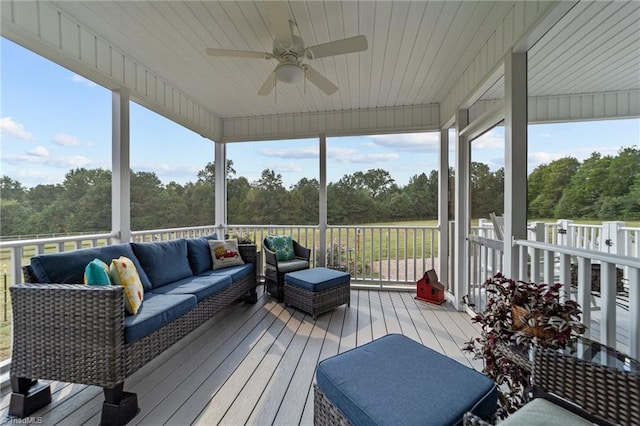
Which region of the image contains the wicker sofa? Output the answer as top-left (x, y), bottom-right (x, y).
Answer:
top-left (9, 236), bottom-right (257, 425)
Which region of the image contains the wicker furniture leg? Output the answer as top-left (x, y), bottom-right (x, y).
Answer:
top-left (101, 382), bottom-right (139, 426)
top-left (8, 377), bottom-right (51, 418)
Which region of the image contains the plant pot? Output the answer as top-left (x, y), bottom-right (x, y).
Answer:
top-left (511, 305), bottom-right (554, 340)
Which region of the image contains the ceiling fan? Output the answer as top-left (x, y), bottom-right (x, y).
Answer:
top-left (205, 1), bottom-right (367, 96)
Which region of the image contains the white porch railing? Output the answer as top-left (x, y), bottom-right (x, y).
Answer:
top-left (224, 224), bottom-right (440, 288)
top-left (467, 223), bottom-right (640, 360)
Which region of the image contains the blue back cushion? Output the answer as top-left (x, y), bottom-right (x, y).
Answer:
top-left (29, 243), bottom-right (152, 290)
top-left (131, 239), bottom-right (193, 288)
top-left (186, 237), bottom-right (213, 274)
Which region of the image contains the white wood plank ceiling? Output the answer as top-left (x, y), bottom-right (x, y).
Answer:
top-left (5, 1), bottom-right (639, 128)
top-left (49, 0), bottom-right (514, 118)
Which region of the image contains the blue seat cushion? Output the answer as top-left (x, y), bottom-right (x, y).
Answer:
top-left (208, 264), bottom-right (254, 281)
top-left (29, 243), bottom-right (152, 290)
top-left (124, 293), bottom-right (197, 343)
top-left (131, 239), bottom-right (193, 288)
top-left (316, 334), bottom-right (497, 426)
top-left (285, 267), bottom-right (349, 292)
top-left (186, 235), bottom-right (218, 275)
top-left (151, 274), bottom-right (233, 302)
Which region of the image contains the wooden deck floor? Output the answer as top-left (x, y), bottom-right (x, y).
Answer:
top-left (0, 288), bottom-right (481, 426)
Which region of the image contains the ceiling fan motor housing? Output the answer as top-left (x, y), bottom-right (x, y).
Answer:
top-left (273, 35), bottom-right (305, 59)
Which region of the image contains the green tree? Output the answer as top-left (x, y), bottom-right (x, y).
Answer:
top-left (0, 176), bottom-right (26, 201)
top-left (528, 157), bottom-right (580, 218)
top-left (197, 160), bottom-right (236, 185)
top-left (556, 153), bottom-right (611, 218)
top-left (289, 178), bottom-right (319, 224)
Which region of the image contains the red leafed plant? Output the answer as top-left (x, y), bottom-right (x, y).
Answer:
top-left (463, 273), bottom-right (586, 419)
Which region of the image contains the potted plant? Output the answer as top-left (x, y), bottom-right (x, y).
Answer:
top-left (228, 233), bottom-right (254, 245)
top-left (463, 273), bottom-right (586, 419)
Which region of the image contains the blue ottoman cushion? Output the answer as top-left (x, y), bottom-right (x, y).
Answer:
top-left (316, 334), bottom-right (497, 426)
top-left (285, 267), bottom-right (350, 292)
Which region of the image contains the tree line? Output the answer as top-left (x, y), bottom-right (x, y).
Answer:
top-left (1, 147), bottom-right (638, 237)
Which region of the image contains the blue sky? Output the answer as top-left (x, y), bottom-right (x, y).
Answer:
top-left (2, 38), bottom-right (639, 189)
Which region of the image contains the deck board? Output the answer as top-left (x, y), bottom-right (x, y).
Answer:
top-left (0, 289), bottom-right (479, 426)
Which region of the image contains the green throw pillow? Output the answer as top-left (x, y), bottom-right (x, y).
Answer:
top-left (266, 235), bottom-right (295, 261)
top-left (83, 258), bottom-right (113, 286)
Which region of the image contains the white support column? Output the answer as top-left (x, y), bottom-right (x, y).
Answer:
top-left (454, 109), bottom-right (469, 309)
top-left (319, 134), bottom-right (327, 267)
top-left (503, 51), bottom-right (528, 278)
top-left (214, 142), bottom-right (227, 238)
top-left (112, 88), bottom-right (131, 243)
top-left (438, 128), bottom-right (449, 289)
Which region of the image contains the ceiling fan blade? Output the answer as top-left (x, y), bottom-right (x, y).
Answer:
top-left (305, 66), bottom-right (338, 95)
top-left (264, 1), bottom-right (293, 46)
top-left (206, 48), bottom-right (273, 59)
top-left (258, 72), bottom-right (277, 96)
top-left (305, 35), bottom-right (368, 59)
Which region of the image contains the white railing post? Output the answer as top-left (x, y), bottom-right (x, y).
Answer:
top-left (629, 267), bottom-right (639, 359)
top-left (600, 262), bottom-right (617, 348)
top-left (529, 222), bottom-right (545, 283)
top-left (577, 257), bottom-right (592, 340)
top-left (557, 219), bottom-right (574, 247)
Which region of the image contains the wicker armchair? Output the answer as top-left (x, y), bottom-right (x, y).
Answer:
top-left (263, 237), bottom-right (310, 302)
top-left (464, 344), bottom-right (640, 426)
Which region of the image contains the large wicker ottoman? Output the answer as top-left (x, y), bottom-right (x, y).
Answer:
top-left (314, 334), bottom-right (497, 426)
top-left (284, 267), bottom-right (350, 320)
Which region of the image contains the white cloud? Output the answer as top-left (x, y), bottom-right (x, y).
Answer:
top-left (2, 153), bottom-right (92, 168)
top-left (472, 131), bottom-right (504, 149)
top-left (271, 162), bottom-right (303, 173)
top-left (27, 145), bottom-right (49, 157)
top-left (327, 147), bottom-right (358, 159)
top-left (344, 153), bottom-right (400, 164)
top-left (528, 151), bottom-right (564, 167)
top-left (0, 117), bottom-right (34, 141)
top-left (367, 132), bottom-right (440, 152)
top-left (52, 133), bottom-right (80, 146)
top-left (259, 146), bottom-right (318, 159)
top-left (71, 74), bottom-right (98, 87)
top-left (259, 144), bottom-right (399, 165)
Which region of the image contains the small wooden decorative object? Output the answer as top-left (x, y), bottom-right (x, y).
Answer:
top-left (416, 269), bottom-right (445, 305)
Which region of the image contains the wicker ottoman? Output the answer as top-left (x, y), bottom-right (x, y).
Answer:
top-left (284, 267), bottom-right (350, 320)
top-left (315, 334), bottom-right (497, 425)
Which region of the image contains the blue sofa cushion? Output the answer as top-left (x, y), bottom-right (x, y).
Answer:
top-left (131, 239), bottom-right (193, 288)
top-left (29, 243), bottom-right (152, 290)
top-left (186, 237), bottom-right (212, 274)
top-left (124, 293), bottom-right (197, 343)
top-left (316, 334), bottom-right (497, 426)
top-left (151, 274), bottom-right (233, 302)
top-left (285, 267), bottom-right (349, 292)
top-left (209, 264), bottom-right (254, 281)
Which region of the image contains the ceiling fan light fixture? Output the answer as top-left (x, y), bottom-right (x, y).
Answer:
top-left (275, 63), bottom-right (303, 84)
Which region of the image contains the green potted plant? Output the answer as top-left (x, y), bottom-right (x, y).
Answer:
top-left (463, 273), bottom-right (587, 419)
top-left (228, 233), bottom-right (254, 245)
